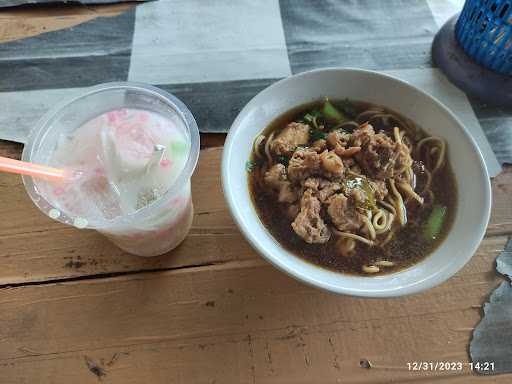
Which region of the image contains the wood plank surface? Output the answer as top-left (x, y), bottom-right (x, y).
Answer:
top-left (1, 137), bottom-right (511, 382)
top-left (0, 3), bottom-right (136, 44)
top-left (0, 146), bottom-right (256, 285)
top-left (0, 142), bottom-right (511, 285)
top-left (0, 236), bottom-right (510, 383)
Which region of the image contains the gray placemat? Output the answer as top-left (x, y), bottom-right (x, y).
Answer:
top-left (0, 0), bottom-right (505, 177)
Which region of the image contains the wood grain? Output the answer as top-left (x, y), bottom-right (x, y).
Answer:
top-left (0, 236), bottom-right (510, 383)
top-left (1, 141), bottom-right (512, 285)
top-left (200, 133), bottom-right (226, 149)
top-left (0, 138), bottom-right (510, 382)
top-left (0, 147), bottom-right (254, 285)
top-left (0, 3), bottom-right (136, 44)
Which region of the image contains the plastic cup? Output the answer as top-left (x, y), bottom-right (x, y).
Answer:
top-left (22, 82), bottom-right (200, 257)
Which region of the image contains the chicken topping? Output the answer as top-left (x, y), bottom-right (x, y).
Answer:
top-left (292, 189), bottom-right (331, 244)
top-left (271, 122), bottom-right (310, 156)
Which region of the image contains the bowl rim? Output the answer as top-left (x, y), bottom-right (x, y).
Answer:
top-left (221, 67), bottom-right (492, 297)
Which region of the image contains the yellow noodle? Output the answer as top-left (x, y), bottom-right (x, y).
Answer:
top-left (374, 210), bottom-right (394, 235)
top-left (416, 136), bottom-right (446, 174)
top-left (264, 131), bottom-right (275, 166)
top-left (372, 210), bottom-right (387, 231)
top-left (379, 200), bottom-right (396, 216)
top-left (337, 237), bottom-right (356, 256)
top-left (393, 127), bottom-right (402, 144)
top-left (332, 229), bottom-right (374, 246)
top-left (395, 164), bottom-right (409, 175)
top-left (387, 213), bottom-right (395, 229)
top-left (362, 265), bottom-right (380, 273)
top-left (361, 216), bottom-right (376, 240)
top-left (346, 238), bottom-right (356, 253)
top-left (389, 179), bottom-right (407, 226)
top-left (369, 113), bottom-right (392, 126)
top-left (253, 135), bottom-right (265, 159)
top-left (348, 169), bottom-right (364, 178)
top-left (398, 182), bottom-right (424, 205)
top-left (420, 167), bottom-right (432, 193)
top-left (375, 260), bottom-right (395, 267)
top-left (400, 131), bottom-right (413, 152)
top-left (356, 109), bottom-right (385, 122)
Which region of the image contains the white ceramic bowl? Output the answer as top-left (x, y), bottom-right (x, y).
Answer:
top-left (222, 68), bottom-right (491, 297)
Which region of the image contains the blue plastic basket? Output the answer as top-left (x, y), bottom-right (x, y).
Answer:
top-left (455, 0), bottom-right (512, 75)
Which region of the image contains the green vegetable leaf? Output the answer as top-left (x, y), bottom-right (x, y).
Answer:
top-left (303, 113), bottom-right (314, 124)
top-left (422, 205), bottom-right (447, 241)
top-left (278, 155), bottom-right (290, 166)
top-left (322, 99), bottom-right (346, 123)
top-left (309, 108), bottom-right (322, 118)
top-left (309, 129), bottom-right (326, 141)
top-left (245, 160), bottom-right (256, 173)
top-left (361, 178), bottom-right (376, 210)
top-left (343, 175), bottom-right (376, 210)
top-left (302, 108), bottom-right (323, 129)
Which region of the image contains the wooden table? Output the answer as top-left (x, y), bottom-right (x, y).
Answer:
top-left (1, 134), bottom-right (512, 383)
top-left (2, 3), bottom-right (512, 383)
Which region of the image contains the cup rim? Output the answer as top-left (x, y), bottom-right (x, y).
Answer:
top-left (221, 67), bottom-right (492, 297)
top-left (22, 82), bottom-right (200, 229)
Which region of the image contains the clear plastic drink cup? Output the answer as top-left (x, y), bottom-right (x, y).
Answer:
top-left (22, 83), bottom-right (200, 257)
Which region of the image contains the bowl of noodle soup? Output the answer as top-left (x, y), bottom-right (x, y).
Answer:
top-left (222, 68), bottom-right (491, 297)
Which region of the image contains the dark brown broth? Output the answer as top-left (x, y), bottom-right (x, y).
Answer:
top-left (248, 99), bottom-right (457, 276)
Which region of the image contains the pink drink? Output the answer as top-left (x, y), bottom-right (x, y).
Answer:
top-left (23, 84), bottom-right (200, 257)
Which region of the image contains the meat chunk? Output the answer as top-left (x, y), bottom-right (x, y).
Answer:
top-left (345, 187), bottom-right (367, 206)
top-left (319, 150), bottom-right (344, 177)
top-left (368, 179), bottom-right (388, 200)
top-left (303, 177), bottom-right (342, 203)
top-left (327, 194), bottom-right (365, 231)
top-left (350, 123), bottom-right (375, 147)
top-left (356, 132), bottom-right (412, 179)
top-left (264, 164), bottom-right (298, 203)
top-left (395, 143), bottom-right (413, 174)
top-left (350, 123), bottom-right (413, 180)
top-left (327, 130), bottom-right (350, 149)
top-left (271, 122), bottom-right (310, 156)
top-left (278, 184), bottom-right (298, 204)
top-left (335, 146), bottom-right (361, 158)
top-left (303, 177), bottom-right (320, 190)
top-left (311, 139), bottom-right (327, 153)
top-left (264, 163), bottom-right (286, 188)
top-left (319, 181), bottom-right (342, 203)
top-left (291, 189), bottom-right (330, 244)
top-left (287, 148), bottom-right (320, 182)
